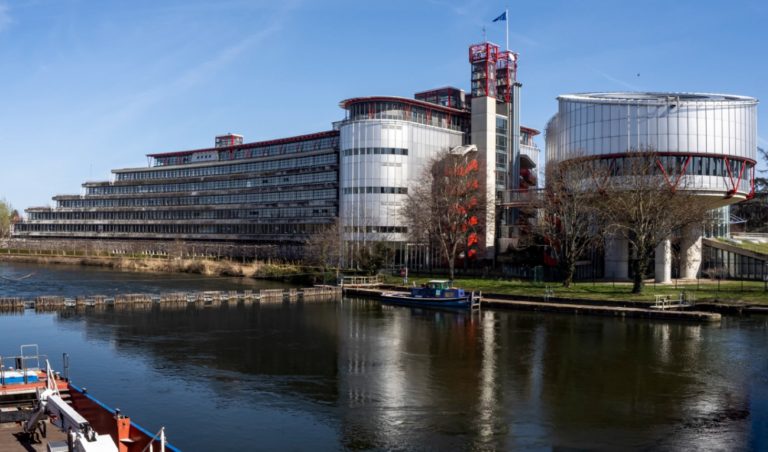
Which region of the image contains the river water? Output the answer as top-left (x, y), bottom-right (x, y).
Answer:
top-left (0, 262), bottom-right (766, 451)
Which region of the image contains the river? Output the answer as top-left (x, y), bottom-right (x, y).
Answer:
top-left (0, 262), bottom-right (766, 451)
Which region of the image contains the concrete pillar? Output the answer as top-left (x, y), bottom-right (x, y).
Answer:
top-left (604, 234), bottom-right (629, 280)
top-left (471, 95), bottom-right (497, 259)
top-left (680, 224), bottom-right (703, 279)
top-left (655, 238), bottom-right (672, 283)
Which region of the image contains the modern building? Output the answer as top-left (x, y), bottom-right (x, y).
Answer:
top-left (13, 41), bottom-right (541, 267)
top-left (545, 92), bottom-right (758, 281)
top-left (15, 132), bottom-right (340, 243)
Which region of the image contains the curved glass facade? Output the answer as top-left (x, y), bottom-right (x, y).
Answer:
top-left (547, 93), bottom-right (757, 163)
top-left (546, 92), bottom-right (758, 200)
top-left (339, 99), bottom-right (466, 249)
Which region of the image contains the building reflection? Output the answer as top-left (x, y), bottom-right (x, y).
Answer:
top-left (54, 298), bottom-right (759, 450)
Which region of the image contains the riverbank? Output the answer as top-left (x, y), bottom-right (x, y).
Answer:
top-left (0, 253), bottom-right (325, 283)
top-left (382, 275), bottom-right (768, 306)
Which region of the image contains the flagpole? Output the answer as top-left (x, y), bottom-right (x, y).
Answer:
top-left (505, 7), bottom-right (509, 51)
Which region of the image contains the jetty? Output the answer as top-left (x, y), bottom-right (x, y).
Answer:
top-left (0, 286), bottom-right (341, 312)
top-left (342, 285), bottom-right (723, 322)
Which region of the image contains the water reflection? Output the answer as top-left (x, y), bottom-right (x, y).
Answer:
top-left (5, 292), bottom-right (766, 450)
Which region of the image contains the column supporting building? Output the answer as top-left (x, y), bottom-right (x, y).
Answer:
top-left (655, 238), bottom-right (672, 284)
top-left (680, 224), bottom-right (703, 279)
top-left (604, 234), bottom-right (628, 280)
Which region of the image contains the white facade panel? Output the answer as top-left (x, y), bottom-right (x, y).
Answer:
top-left (340, 119), bottom-right (464, 244)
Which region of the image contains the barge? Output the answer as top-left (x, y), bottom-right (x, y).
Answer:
top-left (0, 345), bottom-right (179, 451)
top-left (381, 280), bottom-right (480, 310)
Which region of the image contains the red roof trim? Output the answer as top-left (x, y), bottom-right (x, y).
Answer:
top-left (147, 130), bottom-right (339, 159)
top-left (521, 126), bottom-right (540, 136)
top-left (339, 96), bottom-right (468, 115)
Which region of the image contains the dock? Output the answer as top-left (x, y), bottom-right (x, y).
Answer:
top-left (0, 286), bottom-right (342, 312)
top-left (342, 286), bottom-right (722, 322)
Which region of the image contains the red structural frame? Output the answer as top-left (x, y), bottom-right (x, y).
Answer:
top-left (496, 50), bottom-right (518, 103)
top-left (468, 42), bottom-right (499, 98)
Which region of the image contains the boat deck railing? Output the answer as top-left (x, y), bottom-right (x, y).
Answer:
top-left (0, 345), bottom-right (49, 387)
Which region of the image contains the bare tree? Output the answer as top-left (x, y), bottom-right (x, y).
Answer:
top-left (531, 160), bottom-right (604, 288)
top-left (305, 219), bottom-right (342, 275)
top-left (0, 199), bottom-right (12, 238)
top-left (401, 146), bottom-right (487, 280)
top-left (598, 152), bottom-right (711, 293)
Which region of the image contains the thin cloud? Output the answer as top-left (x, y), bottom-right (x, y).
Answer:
top-left (591, 68), bottom-right (641, 92)
top-left (0, 3), bottom-right (11, 32)
top-left (101, 21), bottom-right (284, 129)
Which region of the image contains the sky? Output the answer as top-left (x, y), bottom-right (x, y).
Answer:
top-left (0, 0), bottom-right (766, 211)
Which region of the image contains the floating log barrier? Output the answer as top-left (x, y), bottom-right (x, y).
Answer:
top-left (114, 294), bottom-right (153, 310)
top-left (35, 295), bottom-right (65, 311)
top-left (260, 289), bottom-right (284, 303)
top-left (0, 297), bottom-right (25, 312)
top-left (300, 286), bottom-right (342, 300)
top-left (0, 286), bottom-right (342, 314)
top-left (242, 290), bottom-right (254, 306)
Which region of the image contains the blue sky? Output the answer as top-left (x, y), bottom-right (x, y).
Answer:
top-left (0, 0), bottom-right (766, 210)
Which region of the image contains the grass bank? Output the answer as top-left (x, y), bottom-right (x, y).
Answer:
top-left (384, 275), bottom-right (768, 305)
top-left (0, 252), bottom-right (325, 283)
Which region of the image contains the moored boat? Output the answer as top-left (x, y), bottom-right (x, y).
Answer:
top-left (0, 345), bottom-right (179, 451)
top-left (381, 280), bottom-right (479, 309)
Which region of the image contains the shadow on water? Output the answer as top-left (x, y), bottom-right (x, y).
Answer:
top-left (0, 262), bottom-right (766, 451)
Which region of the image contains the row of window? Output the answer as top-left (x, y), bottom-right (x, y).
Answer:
top-left (342, 186), bottom-right (408, 195)
top-left (343, 226), bottom-right (408, 234)
top-left (702, 246), bottom-right (767, 281)
top-left (57, 189), bottom-right (337, 208)
top-left (87, 171), bottom-right (337, 196)
top-left (116, 154), bottom-right (337, 181)
top-left (28, 207), bottom-right (335, 222)
top-left (153, 136), bottom-right (339, 167)
top-left (15, 223), bottom-right (331, 236)
top-left (589, 155), bottom-right (755, 178)
top-left (345, 101), bottom-right (469, 132)
top-left (342, 147), bottom-right (409, 156)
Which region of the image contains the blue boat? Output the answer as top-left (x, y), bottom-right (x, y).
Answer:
top-left (381, 280), bottom-right (479, 309)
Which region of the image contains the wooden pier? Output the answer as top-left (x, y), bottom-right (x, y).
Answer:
top-left (342, 286), bottom-right (722, 322)
top-left (0, 287), bottom-right (342, 312)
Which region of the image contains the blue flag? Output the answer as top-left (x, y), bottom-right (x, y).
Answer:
top-left (492, 11), bottom-right (506, 22)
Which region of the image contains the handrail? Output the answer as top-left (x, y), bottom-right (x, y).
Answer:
top-left (141, 426), bottom-right (166, 452)
top-left (45, 360), bottom-right (61, 396)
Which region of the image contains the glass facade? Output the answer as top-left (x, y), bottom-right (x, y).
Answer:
top-left (15, 133), bottom-right (340, 243)
top-left (496, 115), bottom-right (508, 190)
top-left (702, 243), bottom-right (768, 281)
top-left (344, 100), bottom-right (469, 133)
